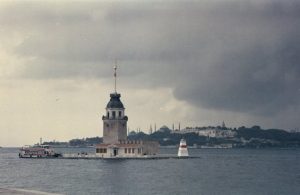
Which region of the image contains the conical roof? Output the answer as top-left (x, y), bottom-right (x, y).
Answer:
top-left (106, 93), bottom-right (124, 109)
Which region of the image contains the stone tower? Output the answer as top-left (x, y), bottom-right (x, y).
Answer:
top-left (102, 65), bottom-right (128, 144)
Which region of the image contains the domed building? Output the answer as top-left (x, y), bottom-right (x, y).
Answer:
top-left (96, 66), bottom-right (158, 158)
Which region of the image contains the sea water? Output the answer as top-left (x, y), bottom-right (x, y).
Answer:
top-left (0, 147), bottom-right (299, 195)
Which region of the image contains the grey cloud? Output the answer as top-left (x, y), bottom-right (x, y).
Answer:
top-left (173, 41), bottom-right (300, 114)
top-left (2, 1), bottom-right (300, 126)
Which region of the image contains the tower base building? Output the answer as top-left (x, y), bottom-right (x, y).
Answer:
top-left (96, 140), bottom-right (158, 158)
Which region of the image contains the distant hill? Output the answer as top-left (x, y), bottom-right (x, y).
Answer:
top-left (42, 126), bottom-right (300, 148)
top-left (236, 126), bottom-right (300, 147)
top-left (43, 137), bottom-right (102, 147)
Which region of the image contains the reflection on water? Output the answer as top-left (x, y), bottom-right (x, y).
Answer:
top-left (0, 148), bottom-right (299, 195)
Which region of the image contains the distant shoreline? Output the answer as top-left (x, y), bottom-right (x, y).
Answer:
top-left (1, 146), bottom-right (299, 150)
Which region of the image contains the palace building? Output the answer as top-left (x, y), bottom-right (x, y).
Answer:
top-left (95, 66), bottom-right (158, 158)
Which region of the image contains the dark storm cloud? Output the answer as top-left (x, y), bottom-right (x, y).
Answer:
top-left (2, 1), bottom-right (300, 119)
top-left (174, 41), bottom-right (300, 114)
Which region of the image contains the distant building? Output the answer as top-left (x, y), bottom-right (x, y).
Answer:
top-left (173, 127), bottom-right (236, 138)
top-left (197, 129), bottom-right (236, 138)
top-left (96, 66), bottom-right (158, 158)
top-left (158, 125), bottom-right (171, 133)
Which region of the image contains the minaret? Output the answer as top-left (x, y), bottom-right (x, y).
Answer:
top-left (222, 121), bottom-right (226, 129)
top-left (102, 65), bottom-right (128, 144)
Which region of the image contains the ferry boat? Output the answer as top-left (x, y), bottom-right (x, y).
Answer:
top-left (19, 145), bottom-right (61, 158)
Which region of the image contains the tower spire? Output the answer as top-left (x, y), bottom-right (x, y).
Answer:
top-left (114, 61), bottom-right (117, 93)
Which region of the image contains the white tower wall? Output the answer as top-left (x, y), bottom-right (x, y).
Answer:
top-left (178, 139), bottom-right (189, 157)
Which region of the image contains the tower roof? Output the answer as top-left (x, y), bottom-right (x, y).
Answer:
top-left (106, 93), bottom-right (124, 109)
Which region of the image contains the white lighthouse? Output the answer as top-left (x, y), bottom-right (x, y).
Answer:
top-left (178, 139), bottom-right (189, 157)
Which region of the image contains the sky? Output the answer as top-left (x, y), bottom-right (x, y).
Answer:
top-left (0, 0), bottom-right (300, 146)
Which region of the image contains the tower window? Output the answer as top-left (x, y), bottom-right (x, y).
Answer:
top-left (107, 112), bottom-right (110, 118)
top-left (112, 111), bottom-right (116, 118)
top-left (119, 111), bottom-right (122, 117)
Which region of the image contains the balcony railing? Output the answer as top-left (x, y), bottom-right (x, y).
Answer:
top-left (102, 115), bottom-right (128, 120)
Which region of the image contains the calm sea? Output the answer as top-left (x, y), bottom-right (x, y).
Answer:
top-left (0, 147), bottom-right (299, 195)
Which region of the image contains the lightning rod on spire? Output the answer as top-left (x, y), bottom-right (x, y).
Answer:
top-left (114, 61), bottom-right (117, 93)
